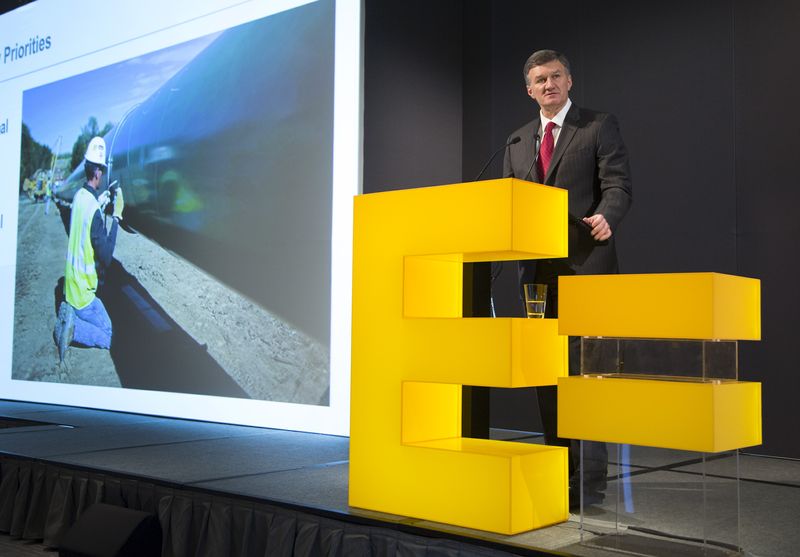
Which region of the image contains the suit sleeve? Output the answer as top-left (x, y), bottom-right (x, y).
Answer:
top-left (594, 114), bottom-right (632, 231)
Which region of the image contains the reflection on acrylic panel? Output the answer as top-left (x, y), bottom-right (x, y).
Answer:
top-left (580, 337), bottom-right (738, 380)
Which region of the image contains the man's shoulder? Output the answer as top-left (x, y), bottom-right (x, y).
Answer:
top-left (509, 118), bottom-right (538, 138)
top-left (74, 186), bottom-right (94, 203)
top-left (74, 186), bottom-right (101, 215)
top-left (568, 104), bottom-right (617, 127)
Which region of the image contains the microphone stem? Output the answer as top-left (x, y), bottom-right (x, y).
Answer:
top-left (474, 137), bottom-right (520, 181)
top-left (525, 134), bottom-right (541, 182)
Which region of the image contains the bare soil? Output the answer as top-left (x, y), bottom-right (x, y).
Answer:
top-left (12, 196), bottom-right (329, 405)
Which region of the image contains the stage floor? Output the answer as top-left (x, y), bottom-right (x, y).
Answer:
top-left (1, 399), bottom-right (798, 556)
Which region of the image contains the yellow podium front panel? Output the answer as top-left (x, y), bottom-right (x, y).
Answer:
top-left (558, 376), bottom-right (762, 452)
top-left (351, 179), bottom-right (569, 533)
top-left (558, 273), bottom-right (761, 340)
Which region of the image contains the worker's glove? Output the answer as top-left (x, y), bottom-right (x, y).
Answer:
top-left (98, 190), bottom-right (111, 212)
top-left (112, 187), bottom-right (125, 220)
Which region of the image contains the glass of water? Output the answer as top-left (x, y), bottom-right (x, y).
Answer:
top-left (523, 283), bottom-right (547, 318)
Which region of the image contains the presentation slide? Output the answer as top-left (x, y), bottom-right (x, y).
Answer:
top-left (0, 0), bottom-right (359, 435)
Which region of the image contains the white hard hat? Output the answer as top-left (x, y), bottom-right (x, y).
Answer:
top-left (85, 136), bottom-right (107, 166)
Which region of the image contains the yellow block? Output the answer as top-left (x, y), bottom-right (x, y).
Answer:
top-left (558, 273), bottom-right (761, 340)
top-left (557, 375), bottom-right (762, 452)
top-left (401, 318), bottom-right (567, 387)
top-left (351, 179), bottom-right (569, 533)
top-left (404, 254), bottom-right (464, 318)
top-left (393, 382), bottom-right (569, 532)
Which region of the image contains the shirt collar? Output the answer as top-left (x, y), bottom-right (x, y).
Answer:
top-left (540, 97), bottom-right (572, 130)
top-left (84, 183), bottom-right (100, 199)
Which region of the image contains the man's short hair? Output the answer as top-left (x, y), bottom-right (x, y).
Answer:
top-left (84, 160), bottom-right (104, 181)
top-left (523, 50), bottom-right (571, 85)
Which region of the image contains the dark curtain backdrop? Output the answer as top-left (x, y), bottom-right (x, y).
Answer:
top-left (364, 0), bottom-right (800, 458)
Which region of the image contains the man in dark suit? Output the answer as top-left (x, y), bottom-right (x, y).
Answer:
top-left (503, 49), bottom-right (632, 506)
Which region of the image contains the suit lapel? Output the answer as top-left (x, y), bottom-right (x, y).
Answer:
top-left (544, 104), bottom-right (579, 184)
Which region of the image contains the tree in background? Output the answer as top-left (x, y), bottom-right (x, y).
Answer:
top-left (69, 117), bottom-right (113, 172)
top-left (19, 123), bottom-right (53, 192)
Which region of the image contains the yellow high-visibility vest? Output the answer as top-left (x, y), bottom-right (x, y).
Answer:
top-left (65, 187), bottom-right (99, 309)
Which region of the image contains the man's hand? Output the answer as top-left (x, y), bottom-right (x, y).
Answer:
top-left (582, 214), bottom-right (612, 241)
top-left (112, 187), bottom-right (125, 220)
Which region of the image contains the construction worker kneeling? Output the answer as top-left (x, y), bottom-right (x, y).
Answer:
top-left (55, 136), bottom-right (125, 361)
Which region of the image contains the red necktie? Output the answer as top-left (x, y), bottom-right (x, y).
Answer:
top-left (537, 121), bottom-right (556, 180)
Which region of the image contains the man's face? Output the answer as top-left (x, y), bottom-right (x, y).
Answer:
top-left (89, 168), bottom-right (103, 189)
top-left (526, 60), bottom-right (572, 117)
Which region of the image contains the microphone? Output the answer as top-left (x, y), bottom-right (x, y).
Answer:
top-left (524, 133), bottom-right (541, 181)
top-left (473, 136), bottom-right (520, 181)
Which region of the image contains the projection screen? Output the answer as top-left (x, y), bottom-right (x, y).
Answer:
top-left (0, 0), bottom-right (360, 435)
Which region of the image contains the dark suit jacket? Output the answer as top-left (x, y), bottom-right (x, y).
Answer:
top-left (503, 103), bottom-right (632, 282)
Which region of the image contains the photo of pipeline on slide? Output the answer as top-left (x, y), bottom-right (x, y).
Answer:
top-left (11, 0), bottom-right (334, 406)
